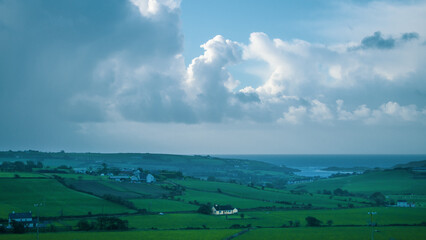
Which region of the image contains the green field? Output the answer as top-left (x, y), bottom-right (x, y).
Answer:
top-left (0, 178), bottom-right (132, 218)
top-left (0, 172), bottom-right (46, 178)
top-left (116, 207), bottom-right (426, 230)
top-left (288, 169), bottom-right (426, 195)
top-left (0, 229), bottom-right (241, 240)
top-left (237, 226), bottom-right (426, 240)
top-left (0, 154), bottom-right (425, 240)
top-left (175, 179), bottom-right (368, 209)
top-left (130, 199), bottom-right (198, 212)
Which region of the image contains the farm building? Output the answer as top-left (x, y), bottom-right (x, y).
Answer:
top-left (8, 211), bottom-right (34, 228)
top-left (73, 168), bottom-right (87, 174)
top-left (146, 173), bottom-right (156, 183)
top-left (212, 204), bottom-right (238, 215)
top-left (396, 200), bottom-right (415, 207)
top-left (109, 175), bottom-right (131, 182)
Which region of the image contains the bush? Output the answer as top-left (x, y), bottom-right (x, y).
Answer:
top-left (97, 217), bottom-right (128, 230)
top-left (77, 219), bottom-right (94, 231)
top-left (370, 192), bottom-right (386, 206)
top-left (305, 216), bottom-right (322, 227)
top-left (11, 221), bottom-right (25, 234)
top-left (197, 204), bottom-right (212, 215)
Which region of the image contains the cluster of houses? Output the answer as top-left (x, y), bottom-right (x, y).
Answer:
top-left (108, 169), bottom-right (156, 183)
top-left (2, 211), bottom-right (46, 229)
top-left (7, 211), bottom-right (34, 228)
top-left (396, 200), bottom-right (416, 208)
top-left (73, 167), bottom-right (156, 184)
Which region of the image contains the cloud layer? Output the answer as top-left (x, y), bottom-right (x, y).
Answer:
top-left (0, 0), bottom-right (425, 153)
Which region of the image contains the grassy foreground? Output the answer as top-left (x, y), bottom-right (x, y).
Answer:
top-left (0, 229), bottom-right (240, 240)
top-left (237, 226), bottom-right (426, 240)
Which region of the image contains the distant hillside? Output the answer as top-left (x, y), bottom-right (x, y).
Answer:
top-left (0, 150), bottom-right (298, 184)
top-left (393, 160), bottom-right (426, 169)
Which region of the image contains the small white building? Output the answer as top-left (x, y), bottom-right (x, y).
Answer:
top-left (146, 174), bottom-right (156, 183)
top-left (396, 200), bottom-right (415, 207)
top-left (212, 204), bottom-right (238, 215)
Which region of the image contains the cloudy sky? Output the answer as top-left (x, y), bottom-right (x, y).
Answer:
top-left (1, 0), bottom-right (425, 154)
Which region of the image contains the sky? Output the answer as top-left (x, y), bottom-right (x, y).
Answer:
top-left (0, 0), bottom-right (425, 154)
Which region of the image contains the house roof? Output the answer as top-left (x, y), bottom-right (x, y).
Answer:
top-left (9, 212), bottom-right (32, 219)
top-left (213, 205), bottom-right (234, 210)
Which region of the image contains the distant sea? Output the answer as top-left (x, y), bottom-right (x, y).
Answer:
top-left (214, 154), bottom-right (426, 178)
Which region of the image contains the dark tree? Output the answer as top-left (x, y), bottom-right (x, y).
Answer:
top-left (11, 221), bottom-right (25, 233)
top-left (305, 216), bottom-right (322, 227)
top-left (197, 204), bottom-right (212, 215)
top-left (327, 220), bottom-right (333, 226)
top-left (370, 192), bottom-right (386, 206)
top-left (36, 161), bottom-right (43, 168)
top-left (77, 219), bottom-right (94, 231)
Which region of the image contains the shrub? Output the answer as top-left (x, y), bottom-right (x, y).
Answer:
top-left (370, 192), bottom-right (386, 206)
top-left (305, 216), bottom-right (322, 227)
top-left (77, 219), bottom-right (94, 231)
top-left (97, 217), bottom-right (128, 230)
top-left (197, 204), bottom-right (212, 215)
top-left (11, 221), bottom-right (25, 234)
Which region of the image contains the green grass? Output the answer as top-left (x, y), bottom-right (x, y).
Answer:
top-left (124, 213), bottom-right (246, 229)
top-left (244, 207), bottom-right (426, 227)
top-left (0, 172), bottom-right (46, 178)
top-left (181, 189), bottom-right (282, 209)
top-left (121, 206), bottom-right (426, 230)
top-left (130, 199), bottom-right (198, 212)
top-left (0, 178), bottom-right (132, 218)
top-left (175, 179), bottom-right (368, 209)
top-left (237, 226), bottom-right (426, 240)
top-left (289, 169), bottom-right (426, 195)
top-left (0, 229), bottom-right (241, 240)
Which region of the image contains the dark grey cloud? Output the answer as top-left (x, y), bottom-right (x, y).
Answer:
top-left (401, 32), bottom-right (419, 41)
top-left (350, 31), bottom-right (420, 51)
top-left (360, 31), bottom-right (395, 49)
top-left (0, 0), bottom-right (191, 148)
top-left (235, 91), bottom-right (260, 103)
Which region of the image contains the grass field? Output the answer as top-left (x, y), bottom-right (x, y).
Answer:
top-left (244, 207), bottom-right (426, 226)
top-left (0, 165), bottom-right (424, 240)
top-left (0, 229), bottom-right (241, 240)
top-left (288, 169), bottom-right (426, 195)
top-left (123, 213), bottom-right (247, 229)
top-left (0, 172), bottom-right (46, 178)
top-left (130, 199), bottom-right (198, 212)
top-left (118, 207), bottom-right (426, 230)
top-left (237, 226), bottom-right (426, 240)
top-left (175, 179), bottom-right (368, 209)
top-left (0, 178), bottom-right (132, 218)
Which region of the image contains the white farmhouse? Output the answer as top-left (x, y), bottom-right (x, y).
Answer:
top-left (211, 204), bottom-right (238, 215)
top-left (8, 212), bottom-right (33, 228)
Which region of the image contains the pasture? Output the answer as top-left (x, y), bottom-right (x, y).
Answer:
top-left (288, 169), bottom-right (426, 195)
top-left (0, 178), bottom-right (131, 218)
top-left (237, 226), bottom-right (426, 240)
top-left (0, 229), bottom-right (241, 240)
